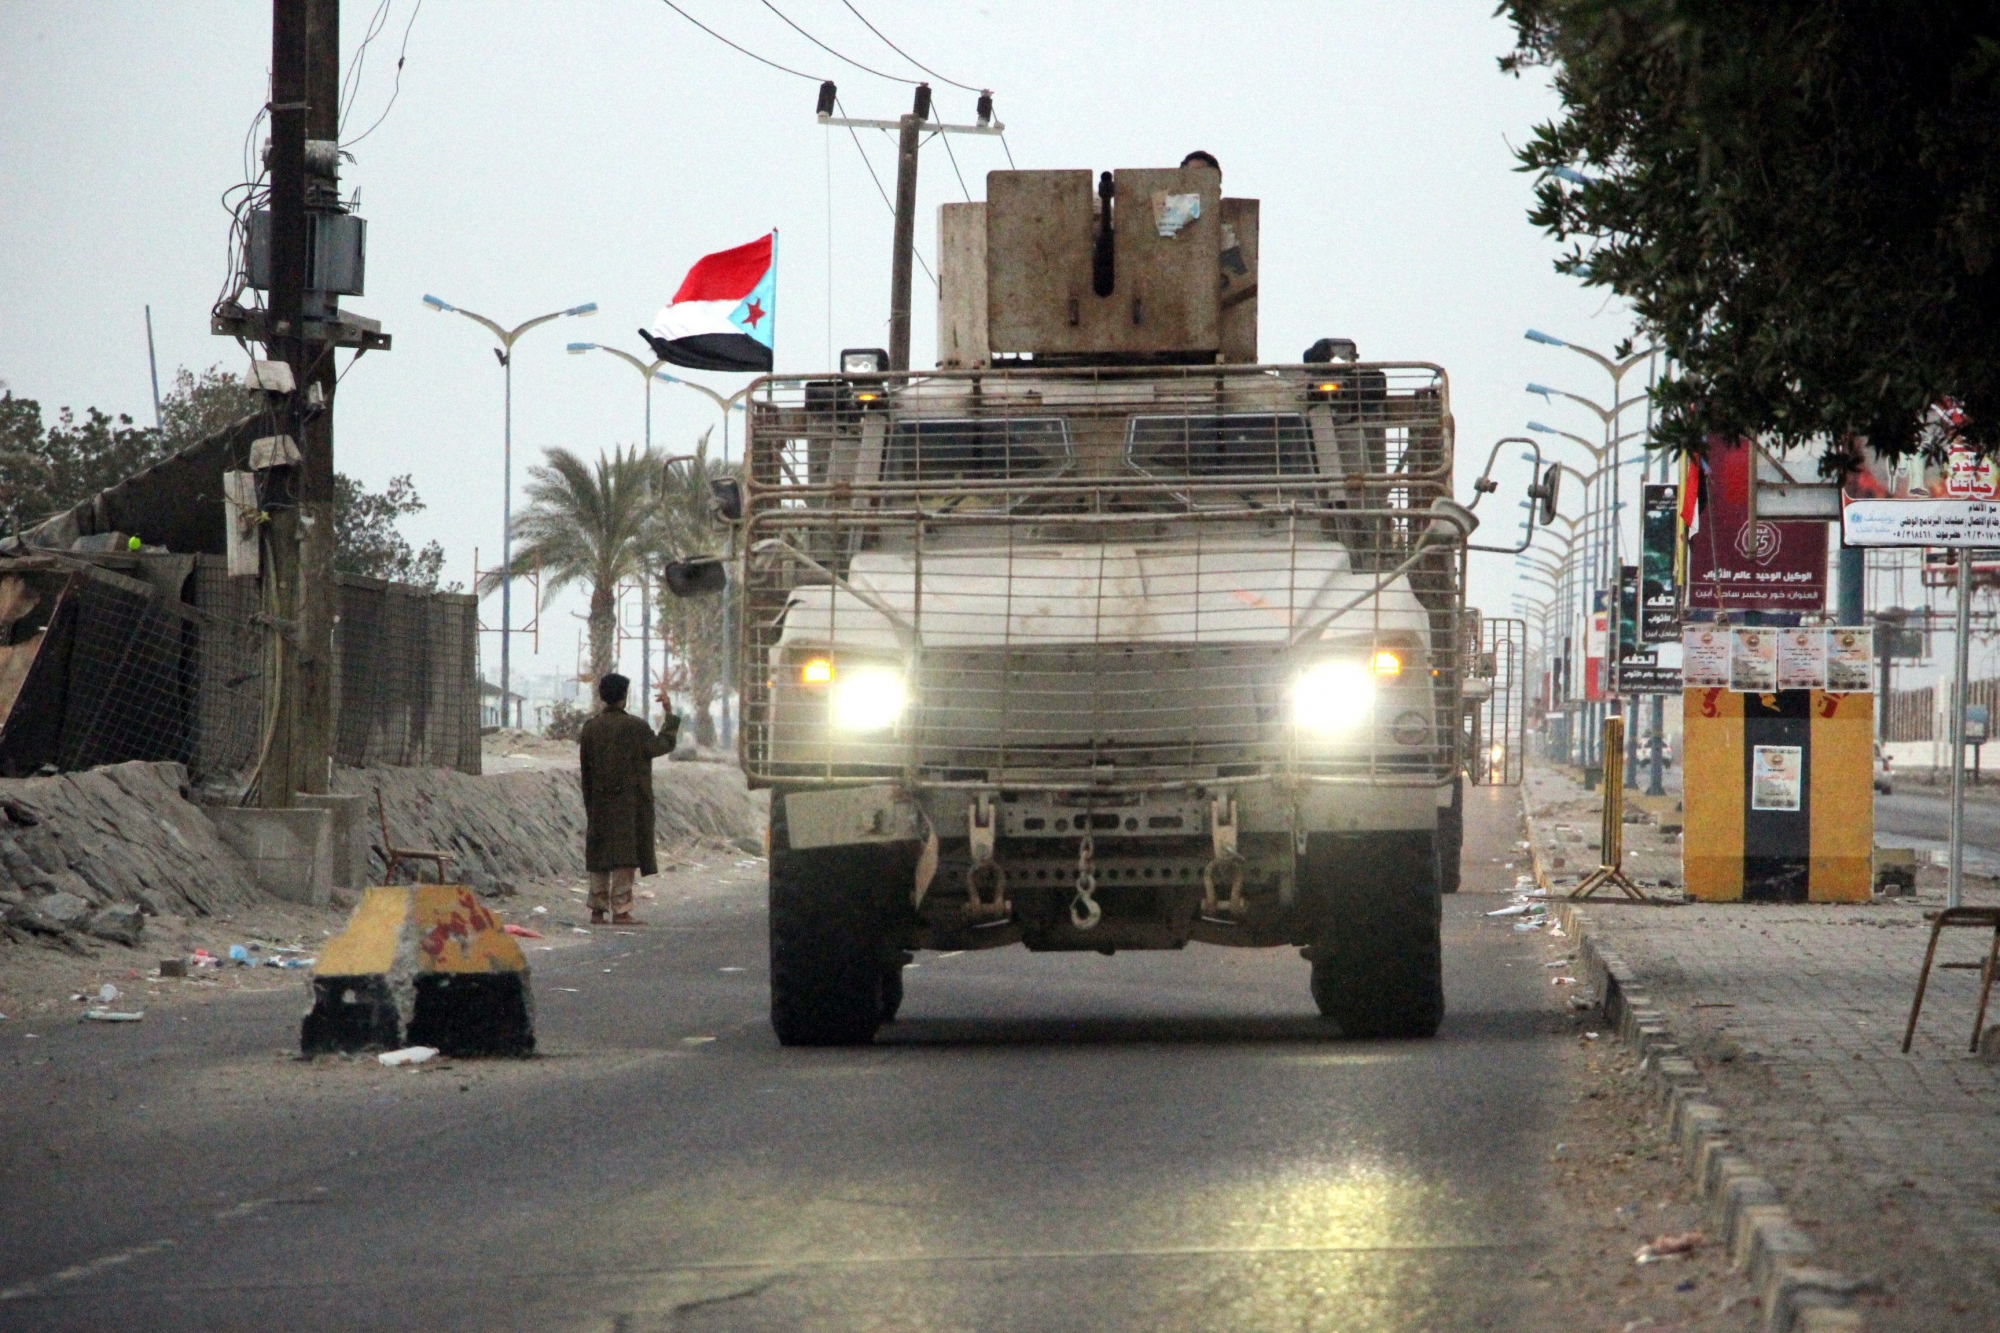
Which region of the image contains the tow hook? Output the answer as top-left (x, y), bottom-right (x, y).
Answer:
top-left (965, 794), bottom-right (1011, 922)
top-left (1071, 832), bottom-right (1102, 930)
top-left (1201, 796), bottom-right (1247, 922)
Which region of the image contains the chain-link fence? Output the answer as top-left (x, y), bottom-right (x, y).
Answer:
top-left (0, 555), bottom-right (479, 785)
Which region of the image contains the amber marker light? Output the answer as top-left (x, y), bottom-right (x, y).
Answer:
top-left (801, 657), bottom-right (835, 685)
top-left (1370, 650), bottom-right (1402, 677)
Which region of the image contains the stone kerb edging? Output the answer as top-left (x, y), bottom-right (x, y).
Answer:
top-left (1556, 900), bottom-right (1872, 1333)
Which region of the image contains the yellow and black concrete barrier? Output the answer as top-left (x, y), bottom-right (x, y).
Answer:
top-left (301, 885), bottom-right (535, 1057)
top-left (1682, 687), bottom-right (1872, 902)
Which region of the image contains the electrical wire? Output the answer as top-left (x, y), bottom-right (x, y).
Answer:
top-left (999, 131), bottom-right (1017, 170)
top-left (757, 0), bottom-right (918, 85)
top-left (654, 0), bottom-right (825, 82)
top-left (837, 100), bottom-right (936, 289)
top-left (338, 0), bottom-right (395, 133)
top-left (343, 0), bottom-right (423, 148)
top-left (837, 0), bottom-right (981, 92)
top-left (937, 122), bottom-right (972, 202)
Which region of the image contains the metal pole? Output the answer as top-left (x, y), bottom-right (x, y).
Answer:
top-left (501, 347), bottom-right (513, 727)
top-left (641, 373), bottom-right (652, 727)
top-left (1951, 546), bottom-right (1972, 909)
top-left (720, 405), bottom-right (735, 748)
top-left (144, 305), bottom-right (163, 430)
top-left (886, 84), bottom-right (929, 372)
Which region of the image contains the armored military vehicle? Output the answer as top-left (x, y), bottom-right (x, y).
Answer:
top-left (725, 161), bottom-right (1528, 1043)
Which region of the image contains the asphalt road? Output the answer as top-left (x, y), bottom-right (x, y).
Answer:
top-left (1876, 787), bottom-right (2000, 873)
top-left (1, 789), bottom-right (1568, 1333)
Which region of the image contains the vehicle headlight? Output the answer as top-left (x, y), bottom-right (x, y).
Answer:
top-left (1292, 660), bottom-right (1374, 734)
top-left (829, 663), bottom-right (908, 732)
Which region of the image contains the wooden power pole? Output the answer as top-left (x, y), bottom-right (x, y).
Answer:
top-left (257, 0), bottom-right (339, 805)
top-left (886, 83), bottom-right (930, 372)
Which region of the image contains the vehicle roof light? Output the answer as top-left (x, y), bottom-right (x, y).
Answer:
top-left (801, 657), bottom-right (834, 685)
top-left (1371, 650), bottom-right (1402, 676)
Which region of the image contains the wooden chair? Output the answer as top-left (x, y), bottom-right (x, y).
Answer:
top-left (375, 788), bottom-right (455, 885)
top-left (1901, 906), bottom-right (2000, 1053)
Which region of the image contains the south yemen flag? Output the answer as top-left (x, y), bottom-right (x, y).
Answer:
top-left (641, 233), bottom-right (776, 373)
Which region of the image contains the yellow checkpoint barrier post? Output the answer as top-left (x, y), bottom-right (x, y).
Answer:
top-left (1682, 687), bottom-right (1872, 903)
top-left (1569, 714), bottom-right (1651, 901)
top-left (302, 885), bottom-right (536, 1057)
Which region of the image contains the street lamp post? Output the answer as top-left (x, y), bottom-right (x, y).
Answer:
top-left (425, 295), bottom-right (598, 727)
top-left (653, 372), bottom-right (751, 747)
top-left (570, 342), bottom-right (674, 725)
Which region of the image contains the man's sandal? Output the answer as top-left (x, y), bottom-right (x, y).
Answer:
top-left (589, 910), bottom-right (608, 925)
top-left (611, 913), bottom-right (645, 927)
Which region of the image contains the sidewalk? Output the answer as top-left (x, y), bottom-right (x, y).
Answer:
top-left (1524, 758), bottom-right (2000, 1332)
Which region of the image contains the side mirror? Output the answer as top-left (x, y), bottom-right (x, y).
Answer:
top-left (663, 557), bottom-right (727, 598)
top-left (1529, 463), bottom-right (1562, 525)
top-left (708, 477), bottom-right (743, 522)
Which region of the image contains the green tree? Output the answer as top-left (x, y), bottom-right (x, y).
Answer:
top-left (1500, 1), bottom-right (2000, 459)
top-left (484, 444), bottom-right (657, 685)
top-left (334, 472), bottom-right (448, 589)
top-left (648, 430), bottom-right (737, 746)
top-left (157, 365), bottom-right (259, 455)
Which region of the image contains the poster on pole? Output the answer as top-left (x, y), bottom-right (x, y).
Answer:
top-left (1751, 745), bottom-right (1804, 811)
top-left (1825, 626), bottom-right (1874, 692)
top-left (1730, 627), bottom-right (1778, 692)
top-left (1687, 438), bottom-right (1828, 610)
top-left (1683, 625), bottom-right (1732, 688)
top-left (1775, 627), bottom-right (1827, 690)
top-left (1641, 483), bottom-right (1680, 642)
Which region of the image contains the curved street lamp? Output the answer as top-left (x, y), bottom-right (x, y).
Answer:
top-left (425, 295), bottom-right (598, 723)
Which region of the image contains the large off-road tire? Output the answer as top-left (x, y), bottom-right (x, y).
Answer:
top-left (1436, 775), bottom-right (1464, 895)
top-left (1304, 831), bottom-right (1444, 1039)
top-left (767, 800), bottom-right (899, 1046)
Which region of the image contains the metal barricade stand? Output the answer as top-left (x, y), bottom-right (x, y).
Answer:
top-left (1569, 714), bottom-right (1653, 902)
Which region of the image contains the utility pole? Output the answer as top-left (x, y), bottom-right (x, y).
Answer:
top-left (299, 0), bottom-right (340, 796)
top-left (887, 83), bottom-right (930, 372)
top-left (216, 0), bottom-right (389, 805)
top-left (817, 83), bottom-right (1004, 373)
top-left (261, 0), bottom-right (311, 808)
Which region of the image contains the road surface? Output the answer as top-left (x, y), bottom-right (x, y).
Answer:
top-left (1, 788), bottom-right (1571, 1332)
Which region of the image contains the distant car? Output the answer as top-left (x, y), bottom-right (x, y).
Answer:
top-left (1639, 736), bottom-right (1674, 768)
top-left (1875, 741), bottom-right (1894, 795)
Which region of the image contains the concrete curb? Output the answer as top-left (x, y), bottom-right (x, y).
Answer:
top-left (1556, 900), bottom-right (1871, 1333)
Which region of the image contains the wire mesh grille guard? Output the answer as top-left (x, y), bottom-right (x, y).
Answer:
top-left (741, 364), bottom-right (1466, 791)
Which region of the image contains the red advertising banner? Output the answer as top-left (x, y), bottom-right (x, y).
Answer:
top-left (1686, 438), bottom-right (1828, 611)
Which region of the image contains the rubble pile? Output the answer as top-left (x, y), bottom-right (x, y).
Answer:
top-left (336, 762), bottom-right (763, 894)
top-left (0, 761), bottom-right (261, 946)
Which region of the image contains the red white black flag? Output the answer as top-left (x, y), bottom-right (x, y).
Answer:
top-left (640, 233), bottom-right (775, 373)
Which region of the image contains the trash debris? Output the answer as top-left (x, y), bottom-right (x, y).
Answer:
top-left (637, 890), bottom-right (657, 901)
top-left (1551, 976), bottom-right (1577, 986)
top-left (1487, 904), bottom-right (1530, 917)
top-left (1634, 1232), bottom-right (1704, 1263)
top-left (83, 1010), bottom-right (144, 1022)
top-left (377, 1046), bottom-right (439, 1067)
top-left (1513, 920), bottom-right (1544, 932)
top-left (570, 927), bottom-right (591, 934)
top-left (227, 944), bottom-right (251, 964)
top-left (502, 923), bottom-right (543, 939)
top-left (190, 949), bottom-right (220, 968)
top-left (159, 959), bottom-right (188, 978)
top-left (98, 983), bottom-right (120, 1003)
top-left (530, 905), bottom-right (549, 915)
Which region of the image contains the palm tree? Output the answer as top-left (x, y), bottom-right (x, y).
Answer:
top-left (481, 444), bottom-right (656, 686)
top-left (648, 430), bottom-right (737, 745)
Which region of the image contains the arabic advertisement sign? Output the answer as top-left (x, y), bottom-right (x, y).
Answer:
top-left (1845, 445), bottom-right (2000, 548)
top-left (1687, 438), bottom-right (1828, 610)
top-left (1683, 625), bottom-right (1732, 688)
top-left (1641, 483), bottom-right (1680, 643)
top-left (1585, 589), bottom-right (1607, 701)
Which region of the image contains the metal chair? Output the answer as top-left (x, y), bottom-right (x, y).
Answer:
top-left (374, 788), bottom-right (455, 885)
top-left (1901, 906), bottom-right (2000, 1053)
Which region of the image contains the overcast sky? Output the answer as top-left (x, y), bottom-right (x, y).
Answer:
top-left (1, 1), bottom-right (1647, 698)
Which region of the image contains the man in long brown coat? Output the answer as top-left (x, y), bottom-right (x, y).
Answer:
top-left (578, 673), bottom-right (680, 925)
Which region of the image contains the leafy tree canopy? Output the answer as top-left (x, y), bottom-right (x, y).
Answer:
top-left (1501, 1), bottom-right (2000, 459)
top-left (2, 365), bottom-right (449, 588)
